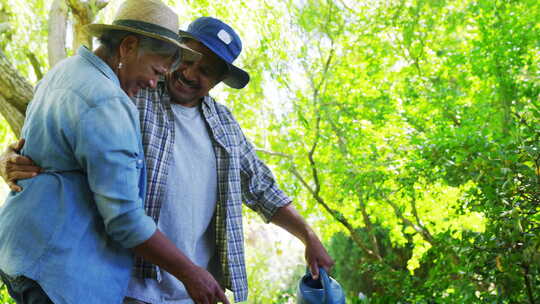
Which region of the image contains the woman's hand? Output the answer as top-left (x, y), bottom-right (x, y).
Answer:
top-left (0, 139), bottom-right (42, 191)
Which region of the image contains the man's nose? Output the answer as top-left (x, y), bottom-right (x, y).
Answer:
top-left (182, 65), bottom-right (197, 81)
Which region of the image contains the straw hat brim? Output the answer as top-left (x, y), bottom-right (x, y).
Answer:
top-left (85, 24), bottom-right (201, 62)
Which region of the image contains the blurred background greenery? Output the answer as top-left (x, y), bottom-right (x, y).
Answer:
top-left (0, 0), bottom-right (539, 303)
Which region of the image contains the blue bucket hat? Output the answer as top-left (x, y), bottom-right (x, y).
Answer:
top-left (179, 17), bottom-right (250, 89)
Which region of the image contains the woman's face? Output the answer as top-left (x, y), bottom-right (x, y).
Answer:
top-left (117, 36), bottom-right (175, 97)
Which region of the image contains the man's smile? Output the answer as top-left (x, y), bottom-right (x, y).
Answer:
top-left (173, 72), bottom-right (199, 92)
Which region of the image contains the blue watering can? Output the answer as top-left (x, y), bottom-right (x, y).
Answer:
top-left (296, 268), bottom-right (346, 304)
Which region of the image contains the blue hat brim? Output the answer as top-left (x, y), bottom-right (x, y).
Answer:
top-left (179, 30), bottom-right (250, 89)
top-left (223, 64), bottom-right (250, 89)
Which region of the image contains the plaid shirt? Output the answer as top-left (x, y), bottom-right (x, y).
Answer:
top-left (132, 82), bottom-right (291, 302)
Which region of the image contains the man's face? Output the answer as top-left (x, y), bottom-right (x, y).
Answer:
top-left (166, 39), bottom-right (227, 106)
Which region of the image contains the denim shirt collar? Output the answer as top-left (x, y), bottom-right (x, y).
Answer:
top-left (77, 46), bottom-right (120, 87)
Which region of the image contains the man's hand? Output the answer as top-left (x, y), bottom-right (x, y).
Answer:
top-left (182, 265), bottom-right (230, 304)
top-left (305, 232), bottom-right (335, 280)
top-left (0, 139), bottom-right (41, 192)
top-left (270, 204), bottom-right (335, 280)
top-left (133, 230), bottom-right (230, 304)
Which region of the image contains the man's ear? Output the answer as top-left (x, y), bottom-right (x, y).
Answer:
top-left (216, 62), bottom-right (230, 86)
top-left (210, 77), bottom-right (225, 90)
top-left (212, 69), bottom-right (229, 88)
top-left (118, 35), bottom-right (139, 61)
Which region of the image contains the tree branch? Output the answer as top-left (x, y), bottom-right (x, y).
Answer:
top-left (66, 0), bottom-right (109, 49)
top-left (327, 113), bottom-right (384, 260)
top-left (48, 0), bottom-right (68, 67)
top-left (25, 51), bottom-right (43, 80)
top-left (255, 148), bottom-right (294, 161)
top-left (357, 195), bottom-right (382, 259)
top-left (410, 195), bottom-right (435, 243)
top-left (384, 197), bottom-right (435, 245)
top-left (308, 116), bottom-right (321, 195)
top-left (313, 47), bottom-right (335, 102)
top-left (288, 165), bottom-right (382, 261)
top-left (0, 95), bottom-right (25, 136)
top-left (0, 50), bottom-right (33, 136)
top-left (257, 147), bottom-right (384, 262)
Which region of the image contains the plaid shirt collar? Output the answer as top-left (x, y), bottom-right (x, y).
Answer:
top-left (200, 95), bottom-right (231, 154)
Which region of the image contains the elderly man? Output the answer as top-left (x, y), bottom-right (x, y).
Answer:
top-left (1, 17), bottom-right (333, 304)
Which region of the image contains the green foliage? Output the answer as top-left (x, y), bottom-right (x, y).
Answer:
top-left (1, 284), bottom-right (14, 303)
top-left (0, 0), bottom-right (539, 302)
top-left (241, 0), bottom-right (540, 302)
top-left (0, 0), bottom-right (50, 83)
top-left (243, 217), bottom-right (306, 304)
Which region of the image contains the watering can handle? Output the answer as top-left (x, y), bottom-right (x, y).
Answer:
top-left (319, 268), bottom-right (332, 304)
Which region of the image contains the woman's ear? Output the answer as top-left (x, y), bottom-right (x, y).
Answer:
top-left (118, 35), bottom-right (139, 61)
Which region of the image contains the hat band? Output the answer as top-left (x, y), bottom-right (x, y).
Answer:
top-left (114, 19), bottom-right (180, 43)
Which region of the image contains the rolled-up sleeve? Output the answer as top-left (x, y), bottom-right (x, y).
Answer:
top-left (74, 98), bottom-right (156, 248)
top-left (239, 131), bottom-right (292, 222)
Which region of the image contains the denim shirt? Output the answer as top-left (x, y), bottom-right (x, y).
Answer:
top-left (0, 47), bottom-right (157, 304)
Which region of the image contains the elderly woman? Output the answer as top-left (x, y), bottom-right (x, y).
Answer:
top-left (0, 1), bottom-right (230, 304)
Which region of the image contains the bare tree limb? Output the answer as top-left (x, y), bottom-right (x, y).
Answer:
top-left (48, 0), bottom-right (68, 67)
top-left (0, 51), bottom-right (33, 136)
top-left (66, 0), bottom-right (109, 49)
top-left (25, 51), bottom-right (43, 81)
top-left (0, 95), bottom-right (25, 137)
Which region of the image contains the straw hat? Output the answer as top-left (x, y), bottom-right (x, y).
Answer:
top-left (85, 0), bottom-right (200, 61)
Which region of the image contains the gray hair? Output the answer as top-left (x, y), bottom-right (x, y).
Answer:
top-left (98, 30), bottom-right (181, 70)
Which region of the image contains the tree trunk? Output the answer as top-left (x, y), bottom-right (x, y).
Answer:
top-left (0, 51), bottom-right (33, 136)
top-left (66, 0), bottom-right (109, 50)
top-left (0, 0), bottom-right (110, 137)
top-left (48, 0), bottom-right (68, 67)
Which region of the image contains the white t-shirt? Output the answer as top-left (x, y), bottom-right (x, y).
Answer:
top-left (126, 104), bottom-right (219, 304)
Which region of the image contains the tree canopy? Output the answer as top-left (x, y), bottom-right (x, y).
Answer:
top-left (0, 0), bottom-right (539, 303)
